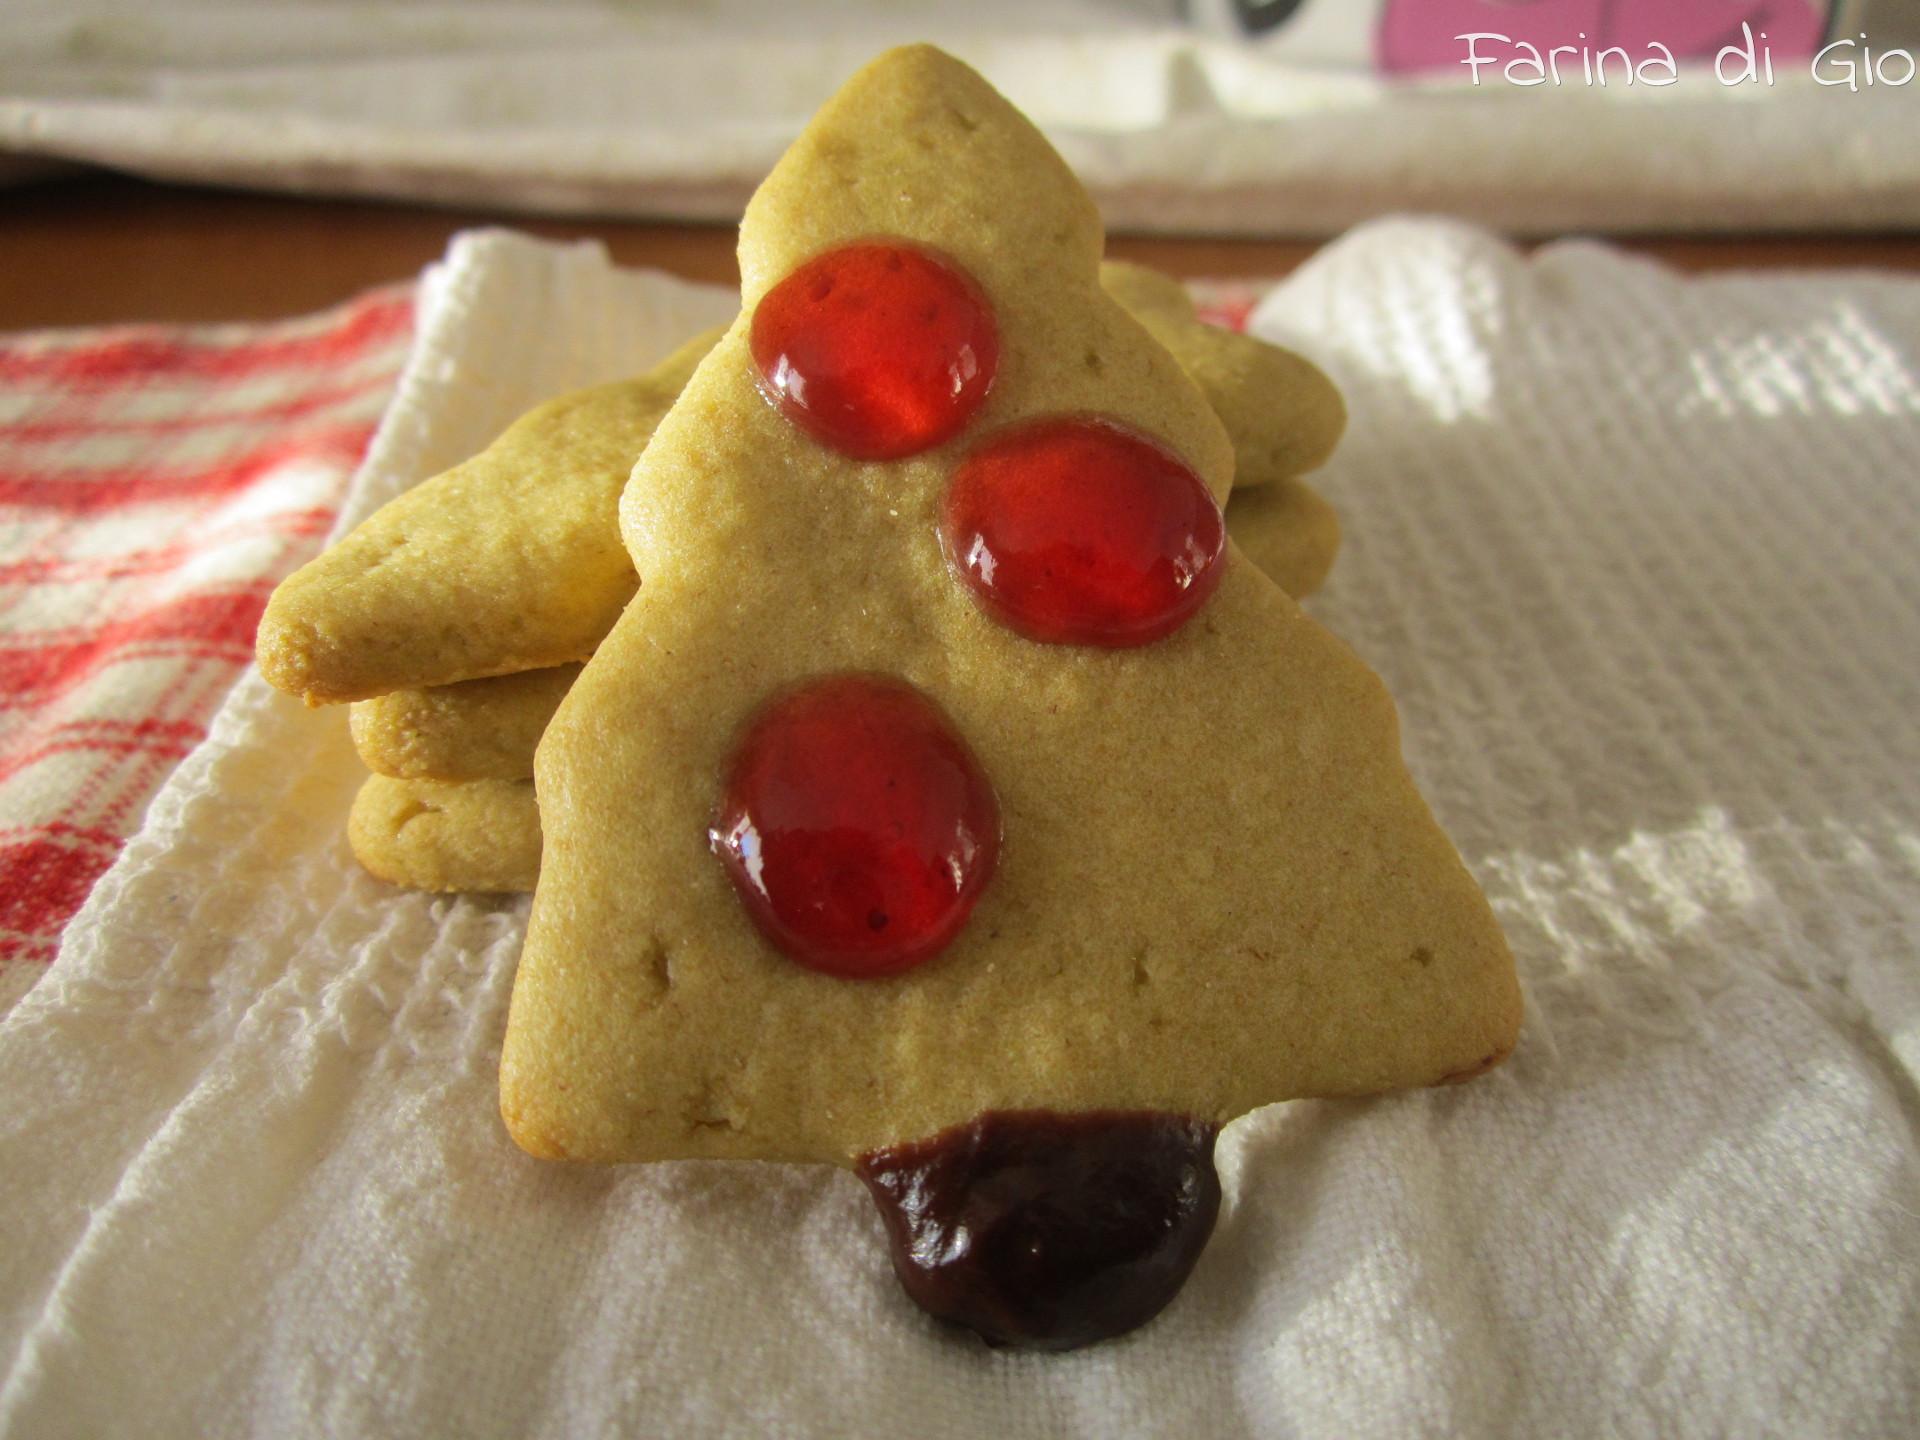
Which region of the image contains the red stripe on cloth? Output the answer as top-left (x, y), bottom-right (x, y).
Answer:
top-left (0, 509), bottom-right (335, 586)
top-left (0, 819), bottom-right (124, 849)
top-left (0, 282), bottom-right (415, 981)
top-left (0, 290), bottom-right (414, 388)
top-left (0, 369), bottom-right (402, 444)
top-left (0, 934), bottom-right (56, 964)
top-left (0, 584), bottom-right (274, 708)
top-left (0, 826), bottom-right (121, 949)
top-left (0, 718), bottom-right (207, 785)
top-left (0, 421), bottom-right (377, 510)
top-left (1193, 296), bottom-right (1259, 333)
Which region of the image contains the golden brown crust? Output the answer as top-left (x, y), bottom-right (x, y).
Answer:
top-left (350, 664), bottom-right (580, 782)
top-left (1099, 260), bottom-right (1347, 487)
top-left (258, 329), bottom-right (722, 705)
top-left (348, 775), bottom-right (541, 894)
top-left (1225, 478), bottom-right (1342, 601)
top-left (1096, 259), bottom-right (1197, 322)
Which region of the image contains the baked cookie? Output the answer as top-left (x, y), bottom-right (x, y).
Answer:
top-left (1099, 259), bottom-right (1346, 487)
top-left (348, 775), bottom-right (541, 893)
top-left (337, 479), bottom-right (1328, 881)
top-left (350, 664), bottom-right (581, 782)
top-left (501, 46), bottom-right (1518, 1349)
top-left (1101, 259), bottom-right (1344, 595)
top-left (262, 259), bottom-right (1342, 721)
top-left (343, 471), bottom-right (1334, 790)
top-left (258, 328), bottom-right (723, 705)
top-left (330, 271), bottom-right (1349, 892)
top-left (337, 476), bottom-right (1335, 890)
top-left (1224, 478), bottom-right (1342, 602)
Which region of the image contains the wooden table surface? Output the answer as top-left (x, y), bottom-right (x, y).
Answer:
top-left (4, 172), bottom-right (1920, 331)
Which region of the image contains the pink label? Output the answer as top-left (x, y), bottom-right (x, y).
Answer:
top-left (1379, 0), bottom-right (1828, 74)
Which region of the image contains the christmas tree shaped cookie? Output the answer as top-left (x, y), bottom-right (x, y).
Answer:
top-left (501, 46), bottom-right (1519, 1348)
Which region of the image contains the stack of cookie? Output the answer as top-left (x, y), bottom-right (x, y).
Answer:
top-left (258, 263), bottom-right (1347, 895)
top-left (256, 46), bottom-right (1520, 1352)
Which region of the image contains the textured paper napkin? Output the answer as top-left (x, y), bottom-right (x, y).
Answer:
top-left (1, 223), bottom-right (1915, 1438)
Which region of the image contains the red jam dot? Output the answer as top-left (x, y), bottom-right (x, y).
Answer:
top-left (750, 242), bottom-right (999, 460)
top-left (941, 416), bottom-right (1226, 647)
top-left (711, 674), bottom-right (1001, 978)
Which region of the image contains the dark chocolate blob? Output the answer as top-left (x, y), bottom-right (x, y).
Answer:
top-left (856, 1110), bottom-right (1221, 1351)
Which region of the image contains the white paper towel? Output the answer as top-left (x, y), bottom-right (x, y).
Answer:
top-left (2, 2), bottom-right (1917, 235)
top-left (1, 220), bottom-right (1916, 1437)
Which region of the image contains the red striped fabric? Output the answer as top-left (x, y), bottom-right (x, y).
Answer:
top-left (1190, 283), bottom-right (1266, 335)
top-left (0, 284), bottom-right (415, 977)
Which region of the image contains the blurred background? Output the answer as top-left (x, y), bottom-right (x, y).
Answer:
top-left (1, 0), bottom-right (1918, 323)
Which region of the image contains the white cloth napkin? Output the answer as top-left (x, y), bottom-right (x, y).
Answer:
top-left (2, 3), bottom-right (1918, 235)
top-left (3, 221), bottom-right (1917, 1438)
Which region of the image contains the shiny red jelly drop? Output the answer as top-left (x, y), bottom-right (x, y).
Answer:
top-left (711, 674), bottom-right (1001, 978)
top-left (942, 415), bottom-right (1226, 647)
top-left (750, 242), bottom-right (999, 460)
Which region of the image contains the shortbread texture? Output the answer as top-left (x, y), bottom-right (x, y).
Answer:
top-left (351, 664), bottom-right (581, 782)
top-left (338, 499), bottom-right (1333, 892)
top-left (1100, 259), bottom-right (1346, 487)
top-left (501, 46), bottom-right (1520, 1167)
top-left (292, 274), bottom-right (1343, 898)
top-left (349, 775), bottom-right (541, 893)
top-left (1225, 480), bottom-right (1342, 602)
top-left (258, 329), bottom-right (721, 704)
